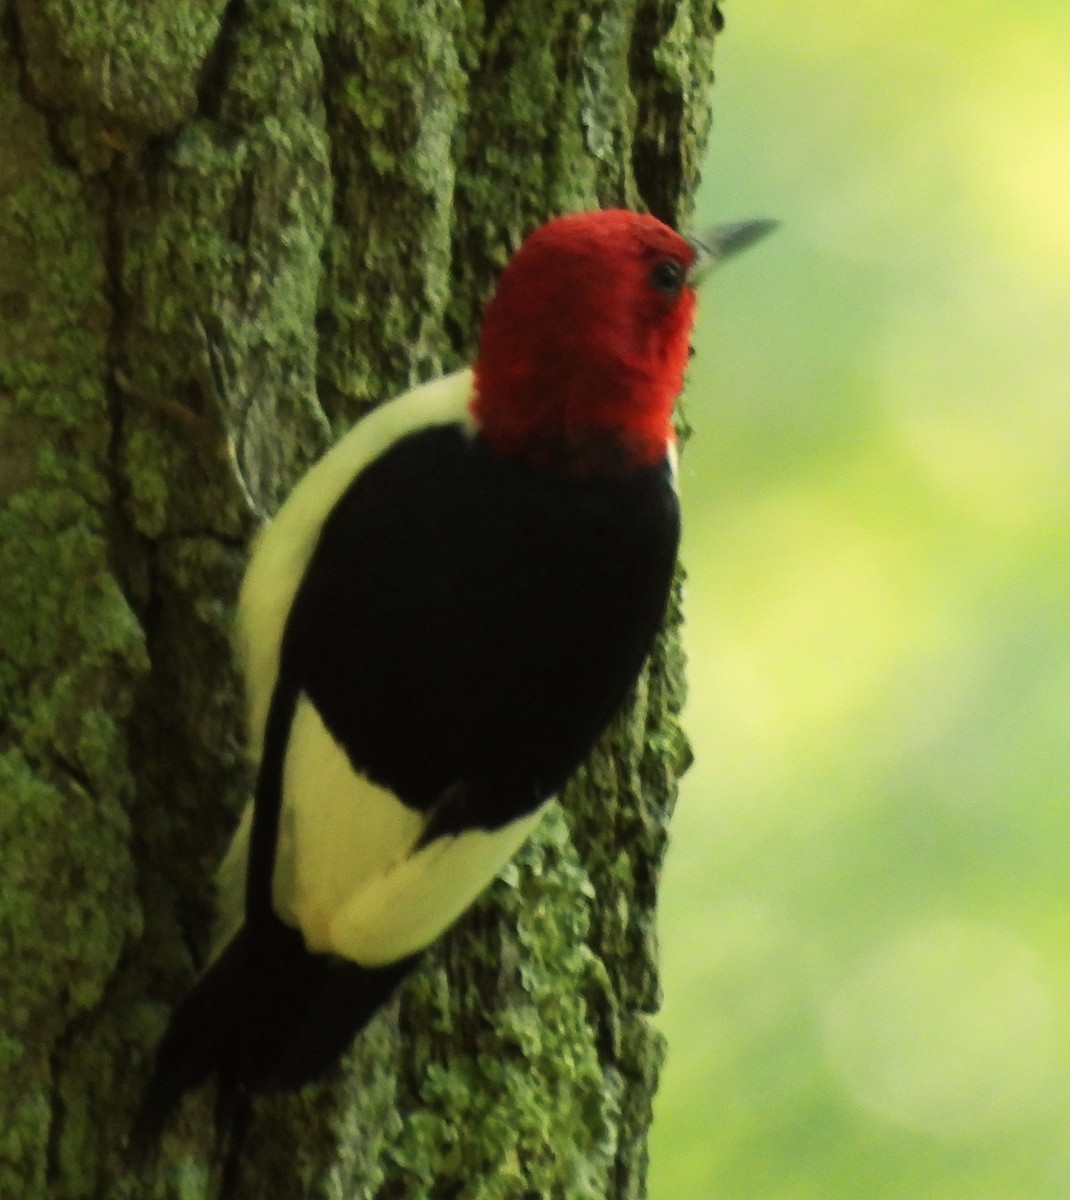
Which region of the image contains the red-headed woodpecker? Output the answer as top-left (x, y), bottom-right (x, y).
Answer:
top-left (134, 209), bottom-right (775, 1159)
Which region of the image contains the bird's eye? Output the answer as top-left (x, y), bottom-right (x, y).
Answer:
top-left (648, 258), bottom-right (686, 297)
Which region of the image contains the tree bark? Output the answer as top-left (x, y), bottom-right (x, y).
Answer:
top-left (0, 2), bottom-right (717, 1196)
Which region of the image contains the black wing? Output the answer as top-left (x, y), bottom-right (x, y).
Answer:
top-left (278, 423), bottom-right (681, 828)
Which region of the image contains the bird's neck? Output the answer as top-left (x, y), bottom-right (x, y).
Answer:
top-left (470, 358), bottom-right (675, 477)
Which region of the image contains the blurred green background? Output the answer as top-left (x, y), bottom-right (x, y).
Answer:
top-left (651, 3), bottom-right (1070, 1198)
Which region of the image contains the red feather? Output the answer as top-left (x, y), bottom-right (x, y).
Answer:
top-left (472, 210), bottom-right (696, 473)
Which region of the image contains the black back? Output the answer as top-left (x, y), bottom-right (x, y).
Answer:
top-left (280, 424), bottom-right (680, 829)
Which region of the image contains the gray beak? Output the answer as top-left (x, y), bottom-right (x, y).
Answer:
top-left (688, 218), bottom-right (779, 285)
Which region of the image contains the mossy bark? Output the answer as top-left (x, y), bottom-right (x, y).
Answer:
top-left (0, 1), bottom-right (717, 1196)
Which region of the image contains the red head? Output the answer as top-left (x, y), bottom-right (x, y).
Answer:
top-left (471, 210), bottom-right (697, 473)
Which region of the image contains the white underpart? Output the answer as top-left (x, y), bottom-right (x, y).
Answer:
top-left (237, 367), bottom-right (476, 761)
top-left (217, 367), bottom-right (550, 965)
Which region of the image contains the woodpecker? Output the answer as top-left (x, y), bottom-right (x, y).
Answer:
top-left (133, 209), bottom-right (775, 1157)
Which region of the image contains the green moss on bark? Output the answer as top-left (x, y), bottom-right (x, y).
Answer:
top-left (0, 45), bottom-right (147, 1197)
top-left (16, 0), bottom-right (229, 145)
top-left (315, 0), bottom-right (467, 414)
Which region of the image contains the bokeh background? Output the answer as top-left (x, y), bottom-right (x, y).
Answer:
top-left (651, 3), bottom-right (1070, 1197)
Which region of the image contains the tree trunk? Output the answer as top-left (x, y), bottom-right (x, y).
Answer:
top-left (0, 2), bottom-right (717, 1196)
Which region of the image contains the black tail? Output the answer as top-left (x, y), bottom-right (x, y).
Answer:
top-left (130, 929), bottom-right (252, 1159)
top-left (132, 917), bottom-right (418, 1160)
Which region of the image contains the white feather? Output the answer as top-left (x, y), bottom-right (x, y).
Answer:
top-left (280, 695), bottom-right (424, 952)
top-left (667, 439), bottom-right (679, 485)
top-left (216, 693), bottom-right (548, 966)
top-left (327, 800), bottom-right (547, 966)
top-left (280, 693), bottom-right (547, 964)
